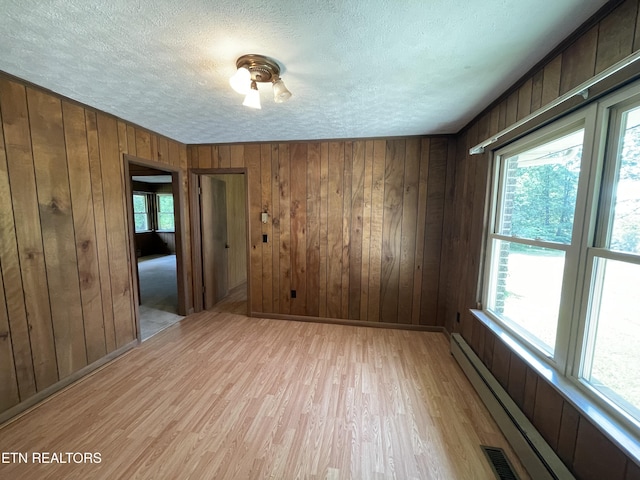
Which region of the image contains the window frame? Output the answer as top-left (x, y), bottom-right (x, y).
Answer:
top-left (133, 192), bottom-right (152, 233)
top-left (481, 81), bottom-right (640, 441)
top-left (155, 192), bottom-right (175, 232)
top-left (482, 107), bottom-right (597, 369)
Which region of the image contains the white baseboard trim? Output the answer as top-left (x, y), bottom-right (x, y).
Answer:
top-left (450, 333), bottom-right (574, 480)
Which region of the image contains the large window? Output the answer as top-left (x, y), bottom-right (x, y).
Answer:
top-left (156, 193), bottom-right (175, 231)
top-left (486, 122), bottom-right (587, 357)
top-left (483, 83), bottom-right (640, 434)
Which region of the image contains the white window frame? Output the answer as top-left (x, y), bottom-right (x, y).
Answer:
top-left (483, 106), bottom-right (597, 370)
top-left (481, 80), bottom-right (640, 443)
top-left (155, 193), bottom-right (175, 232)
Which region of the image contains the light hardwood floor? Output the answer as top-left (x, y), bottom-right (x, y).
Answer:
top-left (0, 289), bottom-right (528, 479)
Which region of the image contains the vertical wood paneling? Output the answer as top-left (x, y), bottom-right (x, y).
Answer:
top-left (349, 141), bottom-right (365, 320)
top-left (517, 78), bottom-right (533, 121)
top-left (230, 145), bottom-right (244, 168)
top-left (157, 137), bottom-right (169, 165)
top-left (560, 26), bottom-right (598, 94)
top-left (219, 145), bottom-right (231, 168)
top-left (530, 70), bottom-right (544, 111)
top-left (62, 101), bottom-right (106, 364)
top-left (367, 140), bottom-right (387, 323)
top-left (290, 143), bottom-right (307, 315)
top-left (398, 139), bottom-right (419, 324)
top-left (0, 93), bottom-right (36, 401)
top-left (380, 140), bottom-right (405, 323)
top-left (532, 374), bottom-right (563, 450)
top-left (506, 352), bottom-right (526, 409)
top-left (0, 75), bottom-right (195, 421)
top-left (306, 143), bottom-right (321, 317)
top-left (197, 145), bottom-right (212, 169)
top-left (187, 136), bottom-right (451, 328)
top-left (126, 126), bottom-right (137, 157)
top-left (421, 138), bottom-right (448, 325)
top-left (573, 418), bottom-right (628, 480)
top-left (341, 142), bottom-right (353, 319)
top-left (96, 113), bottom-right (134, 348)
top-left (541, 55), bottom-right (563, 106)
top-left (0, 268), bottom-right (19, 410)
top-left (270, 145), bottom-right (280, 311)
top-left (595, 0), bottom-right (637, 74)
top-left (246, 144), bottom-right (262, 313)
top-left (85, 111), bottom-right (117, 354)
top-left (327, 142), bottom-right (344, 318)
top-left (411, 138), bottom-right (429, 325)
top-left (0, 79), bottom-right (58, 391)
top-left (135, 129), bottom-right (151, 159)
top-left (505, 91), bottom-right (519, 127)
top-left (278, 144), bottom-right (291, 314)
top-left (446, 6), bottom-right (640, 479)
top-left (260, 145), bottom-right (273, 313)
top-left (359, 141), bottom-right (374, 322)
top-left (557, 401), bottom-right (580, 470)
top-left (318, 142), bottom-right (329, 318)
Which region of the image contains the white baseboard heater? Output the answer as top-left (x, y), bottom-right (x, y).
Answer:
top-left (450, 333), bottom-right (575, 480)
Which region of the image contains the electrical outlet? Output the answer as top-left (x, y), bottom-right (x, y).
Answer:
top-left (456, 312), bottom-right (460, 323)
top-left (263, 234), bottom-right (268, 243)
top-left (291, 290), bottom-right (296, 299)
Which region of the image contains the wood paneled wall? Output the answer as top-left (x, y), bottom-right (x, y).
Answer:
top-left (443, 1), bottom-right (640, 478)
top-left (0, 74), bottom-right (189, 418)
top-left (188, 137), bottom-right (455, 327)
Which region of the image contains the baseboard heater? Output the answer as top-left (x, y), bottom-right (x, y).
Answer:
top-left (450, 333), bottom-right (575, 480)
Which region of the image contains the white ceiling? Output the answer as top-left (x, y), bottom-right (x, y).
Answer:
top-left (1, 0), bottom-right (608, 144)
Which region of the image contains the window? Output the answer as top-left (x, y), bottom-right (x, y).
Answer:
top-left (156, 193), bottom-right (175, 231)
top-left (486, 121), bottom-right (587, 356)
top-left (579, 101), bottom-right (640, 424)
top-left (133, 193), bottom-right (150, 232)
top-left (483, 82), bottom-right (640, 434)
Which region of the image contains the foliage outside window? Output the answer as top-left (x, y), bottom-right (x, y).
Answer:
top-left (133, 193), bottom-right (150, 232)
top-left (483, 84), bottom-right (640, 435)
top-left (156, 193), bottom-right (175, 231)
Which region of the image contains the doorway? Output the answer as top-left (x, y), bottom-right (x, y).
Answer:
top-left (191, 169), bottom-right (249, 313)
top-left (124, 155), bottom-right (189, 341)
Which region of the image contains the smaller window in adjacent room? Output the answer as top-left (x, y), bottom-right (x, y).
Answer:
top-left (133, 193), bottom-right (151, 232)
top-left (156, 193), bottom-right (175, 231)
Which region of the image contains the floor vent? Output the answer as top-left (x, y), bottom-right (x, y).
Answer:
top-left (481, 445), bottom-right (520, 480)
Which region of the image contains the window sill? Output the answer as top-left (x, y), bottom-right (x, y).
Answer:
top-left (155, 230), bottom-right (175, 233)
top-left (470, 309), bottom-right (640, 464)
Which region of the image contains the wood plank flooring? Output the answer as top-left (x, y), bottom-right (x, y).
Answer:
top-left (0, 291), bottom-right (528, 479)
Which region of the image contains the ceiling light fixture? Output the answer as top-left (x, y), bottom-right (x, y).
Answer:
top-left (229, 54), bottom-right (292, 109)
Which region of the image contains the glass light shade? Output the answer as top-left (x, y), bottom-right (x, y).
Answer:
top-left (272, 79), bottom-right (292, 103)
top-left (229, 67), bottom-right (251, 94)
top-left (242, 85), bottom-right (261, 109)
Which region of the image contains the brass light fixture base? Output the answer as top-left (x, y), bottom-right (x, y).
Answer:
top-left (236, 54), bottom-right (282, 83)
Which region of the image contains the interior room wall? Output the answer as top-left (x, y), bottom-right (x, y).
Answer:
top-left (443, 1), bottom-right (640, 478)
top-left (188, 137), bottom-right (455, 328)
top-left (0, 74), bottom-right (189, 420)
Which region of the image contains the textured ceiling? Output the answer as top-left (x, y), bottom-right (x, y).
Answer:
top-left (1, 0), bottom-right (608, 144)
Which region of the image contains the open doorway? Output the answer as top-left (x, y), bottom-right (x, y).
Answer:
top-left (191, 169), bottom-right (248, 314)
top-left (125, 156), bottom-right (188, 341)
